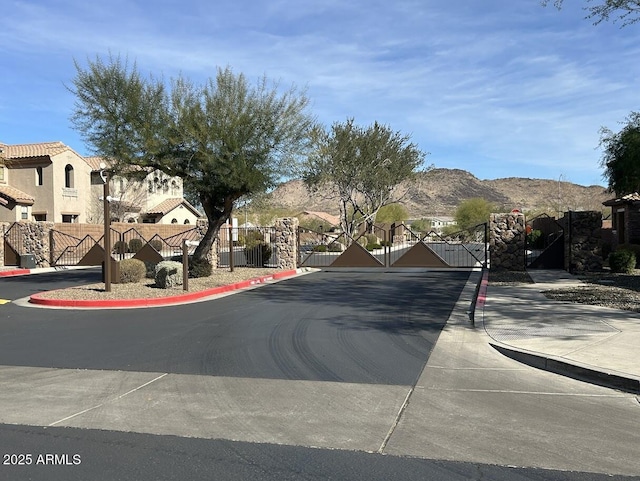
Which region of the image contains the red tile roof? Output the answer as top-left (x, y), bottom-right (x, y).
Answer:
top-left (1, 141), bottom-right (71, 160)
top-left (146, 198), bottom-right (201, 217)
top-left (0, 185), bottom-right (35, 205)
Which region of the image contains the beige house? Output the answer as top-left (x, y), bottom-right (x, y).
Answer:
top-left (0, 142), bottom-right (92, 223)
top-left (0, 141), bottom-right (201, 224)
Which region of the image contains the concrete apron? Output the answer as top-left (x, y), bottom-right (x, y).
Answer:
top-left (2, 272), bottom-right (639, 477)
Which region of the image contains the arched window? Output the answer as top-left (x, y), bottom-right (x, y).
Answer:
top-left (184, 219), bottom-right (190, 224)
top-left (171, 180), bottom-right (178, 196)
top-left (36, 166), bottom-right (43, 186)
top-left (171, 218), bottom-right (178, 224)
top-left (148, 181), bottom-right (154, 193)
top-left (64, 164), bottom-right (74, 188)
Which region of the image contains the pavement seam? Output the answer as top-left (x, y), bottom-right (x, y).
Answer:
top-left (47, 372), bottom-right (169, 427)
top-left (377, 387), bottom-right (414, 454)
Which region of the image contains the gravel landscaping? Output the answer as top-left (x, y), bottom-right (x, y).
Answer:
top-left (34, 268), bottom-right (282, 301)
top-left (489, 269), bottom-right (640, 313)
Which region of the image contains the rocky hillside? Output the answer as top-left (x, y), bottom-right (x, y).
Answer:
top-left (264, 168), bottom-right (611, 219)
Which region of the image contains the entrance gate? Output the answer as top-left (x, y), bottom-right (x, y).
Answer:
top-left (525, 214), bottom-right (565, 269)
top-left (298, 223), bottom-right (487, 269)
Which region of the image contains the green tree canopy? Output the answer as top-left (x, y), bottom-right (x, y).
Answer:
top-left (303, 119), bottom-right (427, 241)
top-left (542, 0), bottom-right (640, 26)
top-left (599, 111), bottom-right (640, 195)
top-left (454, 198), bottom-right (495, 231)
top-left (375, 203), bottom-right (409, 224)
top-left (70, 54), bottom-right (316, 261)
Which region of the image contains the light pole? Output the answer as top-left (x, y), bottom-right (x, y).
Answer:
top-left (99, 163), bottom-right (112, 292)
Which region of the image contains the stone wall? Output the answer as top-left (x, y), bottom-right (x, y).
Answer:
top-left (565, 211), bottom-right (603, 273)
top-left (274, 217), bottom-right (299, 270)
top-left (2, 221), bottom-right (54, 268)
top-left (489, 212), bottom-right (526, 271)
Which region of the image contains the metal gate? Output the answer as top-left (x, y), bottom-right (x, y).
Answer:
top-left (525, 213), bottom-right (565, 269)
top-left (298, 222), bottom-right (487, 268)
top-left (3, 222), bottom-right (23, 266)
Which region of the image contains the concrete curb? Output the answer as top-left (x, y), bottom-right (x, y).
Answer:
top-left (28, 268), bottom-right (307, 309)
top-left (0, 266), bottom-right (96, 278)
top-left (489, 342), bottom-right (640, 395)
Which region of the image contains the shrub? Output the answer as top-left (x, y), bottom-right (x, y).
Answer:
top-left (113, 240), bottom-right (128, 254)
top-left (154, 260), bottom-right (183, 288)
top-left (366, 243), bottom-right (382, 251)
top-left (620, 244), bottom-right (640, 268)
top-left (118, 258), bottom-right (146, 284)
top-left (189, 258), bottom-right (212, 278)
top-left (128, 238), bottom-right (143, 253)
top-left (149, 238), bottom-right (164, 252)
top-left (313, 245), bottom-right (328, 252)
top-left (609, 249), bottom-right (636, 274)
top-left (365, 233), bottom-right (378, 245)
top-left (328, 242), bottom-right (343, 252)
top-left (526, 229), bottom-right (543, 249)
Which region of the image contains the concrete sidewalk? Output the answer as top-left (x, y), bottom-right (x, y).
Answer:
top-left (482, 269), bottom-right (640, 394)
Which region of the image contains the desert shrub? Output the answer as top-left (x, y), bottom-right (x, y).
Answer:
top-left (526, 229), bottom-right (543, 249)
top-left (149, 238), bottom-right (164, 252)
top-left (189, 258), bottom-right (212, 278)
top-left (380, 240), bottom-right (391, 247)
top-left (118, 258), bottom-right (146, 284)
top-left (239, 230), bottom-right (264, 247)
top-left (366, 243), bottom-right (382, 251)
top-left (609, 249), bottom-right (636, 274)
top-left (365, 233), bottom-right (378, 245)
top-left (113, 240), bottom-right (128, 254)
top-left (620, 244), bottom-right (640, 268)
top-left (155, 260), bottom-right (183, 288)
top-left (313, 245), bottom-right (328, 252)
top-left (128, 238), bottom-right (143, 253)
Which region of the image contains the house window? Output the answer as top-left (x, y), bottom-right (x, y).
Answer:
top-left (184, 219), bottom-right (190, 224)
top-left (0, 166), bottom-right (5, 182)
top-left (36, 166), bottom-right (43, 186)
top-left (33, 213), bottom-right (47, 221)
top-left (171, 218), bottom-right (178, 224)
top-left (148, 181), bottom-right (153, 193)
top-left (64, 164), bottom-right (74, 188)
top-left (62, 214), bottom-right (78, 223)
top-left (171, 180), bottom-right (178, 196)
top-left (21, 206), bottom-right (28, 220)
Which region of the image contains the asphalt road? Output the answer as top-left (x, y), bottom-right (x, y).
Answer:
top-left (1, 269), bottom-right (639, 480)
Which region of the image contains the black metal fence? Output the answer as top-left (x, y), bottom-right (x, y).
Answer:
top-left (218, 226), bottom-right (279, 269)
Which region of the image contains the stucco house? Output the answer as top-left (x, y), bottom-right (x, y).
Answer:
top-left (0, 141), bottom-right (202, 225)
top-left (0, 141), bottom-right (92, 223)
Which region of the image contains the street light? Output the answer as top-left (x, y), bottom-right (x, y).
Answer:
top-left (99, 162), bottom-right (112, 292)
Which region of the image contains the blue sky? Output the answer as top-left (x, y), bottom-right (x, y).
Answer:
top-left (1, 0), bottom-right (639, 187)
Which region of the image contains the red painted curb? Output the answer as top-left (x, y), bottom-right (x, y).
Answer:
top-left (28, 269), bottom-right (300, 308)
top-left (476, 270), bottom-right (489, 309)
top-left (0, 269), bottom-right (31, 277)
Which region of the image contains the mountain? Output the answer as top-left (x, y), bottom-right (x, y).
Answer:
top-left (264, 168), bottom-right (611, 219)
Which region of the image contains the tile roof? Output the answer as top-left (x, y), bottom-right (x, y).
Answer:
top-left (603, 192), bottom-right (640, 206)
top-left (146, 198), bottom-right (201, 217)
top-left (84, 156), bottom-right (111, 171)
top-left (1, 141), bottom-right (71, 160)
top-left (300, 210), bottom-right (340, 226)
top-left (0, 185), bottom-right (35, 205)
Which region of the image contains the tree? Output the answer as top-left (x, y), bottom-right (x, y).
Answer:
top-left (454, 198), bottom-right (495, 231)
top-left (303, 119), bottom-right (427, 241)
top-left (541, 0), bottom-right (640, 26)
top-left (70, 55), bottom-right (316, 261)
top-left (375, 203), bottom-right (409, 224)
top-left (599, 111), bottom-right (640, 195)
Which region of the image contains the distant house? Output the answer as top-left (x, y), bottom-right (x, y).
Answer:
top-left (0, 141), bottom-right (202, 225)
top-left (429, 216), bottom-right (456, 233)
top-left (297, 210), bottom-right (341, 231)
top-left (603, 193), bottom-right (640, 246)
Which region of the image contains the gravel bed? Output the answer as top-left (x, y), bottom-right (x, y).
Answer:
top-left (488, 269), bottom-right (640, 313)
top-left (35, 268), bottom-right (281, 301)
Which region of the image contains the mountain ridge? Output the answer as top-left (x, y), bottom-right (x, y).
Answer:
top-left (264, 168), bottom-right (611, 218)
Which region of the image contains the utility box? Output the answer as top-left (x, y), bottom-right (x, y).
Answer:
top-left (19, 254), bottom-right (36, 269)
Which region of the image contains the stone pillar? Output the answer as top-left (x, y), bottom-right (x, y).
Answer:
top-left (274, 217), bottom-right (299, 270)
top-left (489, 212), bottom-right (526, 271)
top-left (565, 211), bottom-right (603, 273)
